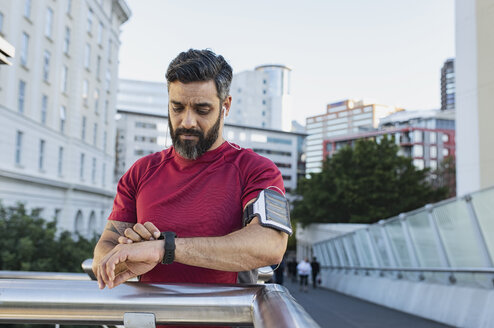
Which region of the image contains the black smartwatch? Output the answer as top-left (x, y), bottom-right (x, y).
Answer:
top-left (158, 231), bottom-right (177, 264)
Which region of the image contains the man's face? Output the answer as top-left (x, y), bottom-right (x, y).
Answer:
top-left (168, 80), bottom-right (228, 160)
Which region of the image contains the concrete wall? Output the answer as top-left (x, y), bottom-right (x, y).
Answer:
top-left (321, 270), bottom-right (494, 328)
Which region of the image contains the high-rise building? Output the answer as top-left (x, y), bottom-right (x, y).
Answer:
top-left (0, 0), bottom-right (130, 236)
top-left (455, 0), bottom-right (494, 195)
top-left (324, 109), bottom-right (456, 172)
top-left (115, 79), bottom-right (306, 198)
top-left (305, 99), bottom-right (402, 175)
top-left (441, 58), bottom-right (455, 111)
top-left (229, 64), bottom-right (293, 131)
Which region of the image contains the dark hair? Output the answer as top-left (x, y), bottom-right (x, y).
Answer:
top-left (165, 49), bottom-right (233, 102)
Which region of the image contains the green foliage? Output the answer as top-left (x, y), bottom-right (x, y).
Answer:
top-left (0, 202), bottom-right (97, 273)
top-left (293, 137), bottom-right (448, 225)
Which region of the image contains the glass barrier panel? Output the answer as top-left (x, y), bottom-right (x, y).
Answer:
top-left (344, 235), bottom-right (360, 267)
top-left (323, 242), bottom-right (334, 266)
top-left (433, 199), bottom-right (485, 267)
top-left (335, 239), bottom-right (350, 266)
top-left (407, 211), bottom-right (443, 267)
top-left (368, 225), bottom-right (390, 267)
top-left (355, 229), bottom-right (374, 267)
top-left (385, 219), bottom-right (413, 267)
top-left (329, 241), bottom-right (341, 266)
top-left (471, 188), bottom-right (494, 263)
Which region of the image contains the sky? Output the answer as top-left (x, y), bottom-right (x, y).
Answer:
top-left (117, 0), bottom-right (455, 125)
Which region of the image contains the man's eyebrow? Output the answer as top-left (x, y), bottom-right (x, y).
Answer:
top-left (170, 100), bottom-right (183, 106)
top-left (194, 102), bottom-right (214, 107)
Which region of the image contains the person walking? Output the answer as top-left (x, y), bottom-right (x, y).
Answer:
top-left (311, 256), bottom-right (321, 288)
top-left (297, 257), bottom-right (311, 292)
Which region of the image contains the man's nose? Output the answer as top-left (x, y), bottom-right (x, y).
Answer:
top-left (181, 110), bottom-right (197, 129)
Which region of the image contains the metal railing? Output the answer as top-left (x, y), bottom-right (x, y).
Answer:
top-left (312, 186), bottom-right (494, 288)
top-left (0, 271), bottom-right (319, 327)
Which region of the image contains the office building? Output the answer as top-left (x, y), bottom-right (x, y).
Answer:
top-left (455, 0), bottom-right (494, 195)
top-left (441, 58), bottom-right (455, 111)
top-left (229, 64), bottom-right (293, 131)
top-left (0, 0), bottom-right (130, 236)
top-left (305, 99), bottom-right (402, 175)
top-left (324, 109), bottom-right (456, 171)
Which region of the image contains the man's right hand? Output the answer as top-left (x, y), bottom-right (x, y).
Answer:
top-left (119, 222), bottom-right (161, 244)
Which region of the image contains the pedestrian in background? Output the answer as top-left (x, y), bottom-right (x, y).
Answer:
top-left (311, 256), bottom-right (320, 289)
top-left (297, 257), bottom-right (311, 292)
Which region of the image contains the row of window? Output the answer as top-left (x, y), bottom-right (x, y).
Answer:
top-left (15, 130), bottom-right (107, 186)
top-left (134, 135), bottom-right (157, 143)
top-left (81, 116), bottom-right (108, 151)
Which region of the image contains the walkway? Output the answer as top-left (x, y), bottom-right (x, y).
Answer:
top-left (282, 278), bottom-right (453, 328)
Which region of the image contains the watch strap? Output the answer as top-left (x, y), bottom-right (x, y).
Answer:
top-left (158, 231), bottom-right (176, 264)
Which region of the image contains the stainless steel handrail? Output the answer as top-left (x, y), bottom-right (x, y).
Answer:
top-left (0, 278), bottom-right (320, 327)
top-left (323, 265), bottom-right (494, 274)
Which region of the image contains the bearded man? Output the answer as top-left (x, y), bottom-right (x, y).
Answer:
top-left (93, 49), bottom-right (290, 290)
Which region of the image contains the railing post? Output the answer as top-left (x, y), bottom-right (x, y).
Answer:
top-left (464, 195), bottom-right (494, 267)
top-left (400, 214), bottom-right (421, 268)
top-left (379, 222), bottom-right (398, 267)
top-left (364, 228), bottom-right (380, 268)
top-left (426, 204), bottom-right (451, 268)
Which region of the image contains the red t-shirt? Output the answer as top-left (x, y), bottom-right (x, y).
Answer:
top-left (109, 141), bottom-right (285, 284)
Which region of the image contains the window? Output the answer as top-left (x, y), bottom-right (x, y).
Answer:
top-left (94, 89), bottom-right (99, 113)
top-left (41, 95), bottom-right (48, 124)
top-left (105, 69), bottom-right (111, 91)
top-left (413, 145), bottom-right (423, 157)
top-left (24, 0), bottom-right (31, 18)
top-left (429, 132), bottom-right (437, 144)
top-left (39, 139), bottom-right (45, 170)
top-left (98, 21), bottom-right (103, 45)
top-left (87, 8), bottom-right (93, 33)
top-left (43, 50), bottom-right (51, 81)
top-left (58, 146), bottom-right (64, 176)
top-left (66, 0), bottom-right (72, 14)
top-left (104, 100), bottom-right (109, 123)
top-left (96, 55), bottom-right (101, 78)
top-left (18, 80), bottom-right (26, 113)
top-left (103, 131), bottom-right (107, 152)
top-left (60, 106), bottom-right (66, 133)
top-left (15, 131), bottom-right (23, 165)
top-left (430, 146), bottom-right (437, 158)
top-left (63, 27), bottom-right (70, 54)
top-left (108, 39), bottom-right (112, 60)
top-left (84, 43), bottom-right (91, 69)
top-left (82, 80), bottom-right (89, 105)
top-left (413, 159), bottom-right (424, 170)
top-left (21, 32), bottom-right (29, 66)
top-left (413, 130), bottom-right (423, 142)
top-left (61, 65), bottom-right (68, 93)
top-left (91, 157), bottom-right (96, 183)
top-left (102, 162), bottom-right (106, 187)
top-left (80, 153), bottom-right (85, 180)
top-left (442, 133), bottom-right (449, 142)
top-left (93, 123), bottom-right (98, 145)
top-left (81, 116), bottom-right (86, 140)
top-left (429, 160), bottom-right (437, 171)
top-left (45, 7), bottom-right (53, 38)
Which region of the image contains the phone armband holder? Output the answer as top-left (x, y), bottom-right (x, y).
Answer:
top-left (243, 189), bottom-right (292, 235)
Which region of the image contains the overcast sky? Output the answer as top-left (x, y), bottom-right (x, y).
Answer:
top-left (117, 0), bottom-right (455, 125)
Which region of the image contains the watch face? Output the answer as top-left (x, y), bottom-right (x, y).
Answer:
top-left (264, 189), bottom-right (290, 226)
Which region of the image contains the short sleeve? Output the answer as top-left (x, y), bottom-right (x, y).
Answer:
top-left (241, 155), bottom-right (285, 209)
top-left (107, 164), bottom-right (139, 223)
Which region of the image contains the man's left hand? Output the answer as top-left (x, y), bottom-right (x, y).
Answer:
top-left (118, 222), bottom-right (161, 244)
top-left (96, 240), bottom-right (164, 289)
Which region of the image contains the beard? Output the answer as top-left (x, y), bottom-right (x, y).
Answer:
top-left (169, 110), bottom-right (222, 160)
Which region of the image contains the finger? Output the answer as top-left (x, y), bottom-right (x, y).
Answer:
top-left (143, 221), bottom-right (161, 239)
top-left (95, 266), bottom-right (106, 289)
top-left (124, 227), bottom-right (142, 242)
top-left (118, 236), bottom-right (133, 244)
top-left (133, 223), bottom-right (153, 240)
top-left (112, 270), bottom-right (137, 288)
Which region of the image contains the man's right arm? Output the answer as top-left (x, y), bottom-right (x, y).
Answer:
top-left (93, 220), bottom-right (135, 287)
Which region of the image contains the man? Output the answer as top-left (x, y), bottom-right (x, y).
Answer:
top-left (93, 49), bottom-right (290, 290)
top-left (311, 256), bottom-right (320, 288)
top-left (297, 257), bottom-right (311, 293)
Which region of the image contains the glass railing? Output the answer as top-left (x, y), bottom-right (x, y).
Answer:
top-left (313, 186), bottom-right (494, 288)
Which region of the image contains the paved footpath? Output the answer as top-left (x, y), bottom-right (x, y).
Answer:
top-left (281, 278), bottom-right (453, 328)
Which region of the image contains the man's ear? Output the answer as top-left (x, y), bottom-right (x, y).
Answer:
top-left (222, 95), bottom-right (232, 118)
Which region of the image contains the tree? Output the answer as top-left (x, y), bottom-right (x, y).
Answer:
top-left (430, 155), bottom-right (456, 198)
top-left (292, 137), bottom-right (448, 226)
top-left (0, 202), bottom-right (97, 272)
